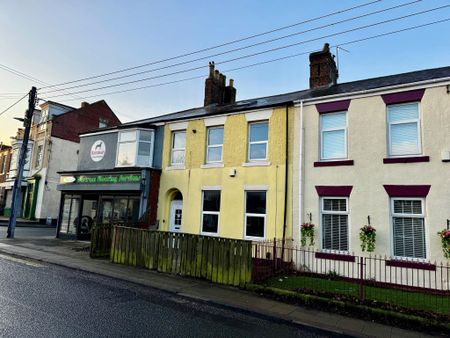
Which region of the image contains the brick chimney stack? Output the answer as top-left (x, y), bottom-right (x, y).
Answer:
top-left (309, 43), bottom-right (338, 89)
top-left (81, 102), bottom-right (89, 108)
top-left (204, 62), bottom-right (237, 106)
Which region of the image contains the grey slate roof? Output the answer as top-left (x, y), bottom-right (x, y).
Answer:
top-left (123, 66), bottom-right (450, 126)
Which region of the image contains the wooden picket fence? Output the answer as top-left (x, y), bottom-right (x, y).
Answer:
top-left (90, 223), bottom-right (118, 258)
top-left (110, 226), bottom-right (253, 286)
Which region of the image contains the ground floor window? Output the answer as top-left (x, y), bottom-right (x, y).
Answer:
top-left (391, 198), bottom-right (426, 259)
top-left (59, 193), bottom-right (140, 236)
top-left (321, 197), bottom-right (349, 251)
top-left (201, 190), bottom-right (221, 235)
top-left (245, 191), bottom-right (266, 239)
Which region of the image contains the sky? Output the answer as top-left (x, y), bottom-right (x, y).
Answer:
top-left (1, 0), bottom-right (449, 145)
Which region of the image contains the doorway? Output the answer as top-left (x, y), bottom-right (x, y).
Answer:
top-left (169, 199), bottom-right (183, 232)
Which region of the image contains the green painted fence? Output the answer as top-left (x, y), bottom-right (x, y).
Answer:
top-left (110, 226), bottom-right (253, 286)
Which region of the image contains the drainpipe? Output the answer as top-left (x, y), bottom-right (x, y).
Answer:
top-left (281, 103), bottom-right (290, 259)
top-left (298, 100), bottom-right (304, 246)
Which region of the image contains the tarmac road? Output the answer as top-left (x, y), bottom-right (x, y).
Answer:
top-left (0, 254), bottom-right (347, 338)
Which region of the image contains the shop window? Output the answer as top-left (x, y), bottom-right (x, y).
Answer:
top-left (201, 190), bottom-right (221, 234)
top-left (245, 191), bottom-right (266, 239)
top-left (116, 129), bottom-right (154, 167)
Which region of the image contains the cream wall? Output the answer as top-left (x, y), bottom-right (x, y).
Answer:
top-left (157, 106), bottom-right (294, 240)
top-left (294, 84), bottom-right (450, 262)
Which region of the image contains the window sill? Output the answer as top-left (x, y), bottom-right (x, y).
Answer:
top-left (315, 251), bottom-right (355, 262)
top-left (242, 161), bottom-right (271, 167)
top-left (165, 165), bottom-right (186, 171)
top-left (386, 259), bottom-right (435, 271)
top-left (314, 160), bottom-right (354, 167)
top-left (200, 231), bottom-right (219, 237)
top-left (245, 236), bottom-right (265, 241)
top-left (201, 163), bottom-right (224, 169)
top-left (383, 156), bottom-right (429, 164)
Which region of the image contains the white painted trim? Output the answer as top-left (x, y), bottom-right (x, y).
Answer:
top-left (245, 109), bottom-right (272, 122)
top-left (204, 116), bottom-right (226, 127)
top-left (244, 185), bottom-right (268, 191)
top-left (165, 165), bottom-right (186, 171)
top-left (201, 163), bottom-right (224, 169)
top-left (168, 122), bottom-right (188, 131)
top-left (80, 129), bottom-right (119, 138)
top-left (242, 161), bottom-right (271, 167)
top-left (294, 78), bottom-right (450, 107)
top-left (202, 185), bottom-right (222, 191)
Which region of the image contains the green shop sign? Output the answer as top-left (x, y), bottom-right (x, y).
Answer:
top-left (60, 174), bottom-right (141, 185)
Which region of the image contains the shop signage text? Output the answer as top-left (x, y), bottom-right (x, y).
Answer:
top-left (60, 174), bottom-right (141, 185)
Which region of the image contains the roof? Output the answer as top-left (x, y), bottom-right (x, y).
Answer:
top-left (40, 100), bottom-right (76, 111)
top-left (123, 66), bottom-right (450, 126)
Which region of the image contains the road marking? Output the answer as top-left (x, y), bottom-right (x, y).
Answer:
top-left (0, 253), bottom-right (43, 267)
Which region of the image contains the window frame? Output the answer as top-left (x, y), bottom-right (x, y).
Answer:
top-left (387, 102), bottom-right (422, 157)
top-left (170, 130), bottom-right (186, 166)
top-left (390, 197), bottom-right (427, 260)
top-left (320, 196), bottom-right (350, 253)
top-left (206, 126), bottom-right (224, 164)
top-left (244, 190), bottom-right (267, 240)
top-left (116, 129), bottom-right (154, 168)
top-left (319, 111), bottom-right (348, 161)
top-left (248, 121), bottom-right (269, 162)
top-left (200, 189), bottom-right (221, 236)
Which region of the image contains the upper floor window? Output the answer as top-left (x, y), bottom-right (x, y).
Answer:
top-left (391, 198), bottom-right (426, 259)
top-left (116, 129), bottom-right (154, 167)
top-left (0, 156), bottom-right (5, 174)
top-left (320, 111), bottom-right (347, 160)
top-left (34, 145), bottom-right (43, 169)
top-left (206, 127), bottom-right (223, 163)
top-left (387, 103), bottom-right (421, 156)
top-left (321, 197), bottom-right (349, 251)
top-left (99, 118), bottom-right (109, 129)
top-left (171, 131), bottom-right (186, 165)
top-left (248, 121), bottom-right (268, 161)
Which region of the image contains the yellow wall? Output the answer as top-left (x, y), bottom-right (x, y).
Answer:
top-left (157, 106), bottom-right (294, 240)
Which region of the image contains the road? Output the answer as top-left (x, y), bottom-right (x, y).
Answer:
top-left (0, 254), bottom-right (346, 338)
top-left (0, 224), bottom-right (56, 237)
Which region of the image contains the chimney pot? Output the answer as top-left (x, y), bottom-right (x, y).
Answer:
top-left (208, 62), bottom-right (215, 78)
top-left (229, 79), bottom-right (234, 88)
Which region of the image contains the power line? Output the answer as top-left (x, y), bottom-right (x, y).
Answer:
top-left (60, 18), bottom-right (450, 102)
top-left (38, 0), bottom-right (383, 90)
top-left (0, 93), bottom-right (28, 117)
top-left (41, 0), bottom-right (423, 95)
top-left (45, 5), bottom-right (450, 99)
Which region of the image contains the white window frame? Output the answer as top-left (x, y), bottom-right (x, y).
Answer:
top-left (320, 111), bottom-right (347, 161)
top-left (116, 129), bottom-right (155, 168)
top-left (206, 126), bottom-right (223, 164)
top-left (387, 102), bottom-right (422, 157)
top-left (0, 155), bottom-right (5, 174)
top-left (171, 130), bottom-right (186, 166)
top-left (244, 190), bottom-right (267, 240)
top-left (34, 143), bottom-right (44, 169)
top-left (248, 121), bottom-right (268, 162)
top-left (320, 197), bottom-right (349, 253)
top-left (200, 189), bottom-right (221, 236)
top-left (390, 197), bottom-right (427, 261)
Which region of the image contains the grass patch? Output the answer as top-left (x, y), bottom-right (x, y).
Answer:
top-left (264, 275), bottom-right (450, 316)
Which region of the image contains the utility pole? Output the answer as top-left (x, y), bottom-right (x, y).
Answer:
top-left (7, 87), bottom-right (37, 238)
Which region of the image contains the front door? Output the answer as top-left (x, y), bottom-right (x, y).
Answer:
top-left (169, 200), bottom-right (183, 232)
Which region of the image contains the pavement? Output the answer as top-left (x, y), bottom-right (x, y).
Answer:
top-left (0, 235), bottom-right (439, 338)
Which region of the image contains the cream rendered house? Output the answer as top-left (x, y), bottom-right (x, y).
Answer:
top-left (292, 44), bottom-right (450, 262)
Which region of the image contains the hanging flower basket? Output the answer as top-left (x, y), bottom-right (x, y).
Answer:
top-left (360, 224), bottom-right (376, 252)
top-left (301, 223), bottom-right (315, 247)
top-left (438, 229), bottom-right (450, 259)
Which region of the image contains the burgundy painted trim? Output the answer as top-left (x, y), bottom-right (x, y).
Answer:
top-left (314, 160), bottom-right (354, 167)
top-left (386, 259), bottom-right (436, 271)
top-left (316, 99), bottom-right (351, 114)
top-left (383, 185), bottom-right (431, 197)
top-left (383, 156), bottom-right (429, 164)
top-left (315, 252), bottom-right (355, 262)
top-left (381, 89), bottom-right (425, 105)
top-left (315, 186), bottom-right (353, 197)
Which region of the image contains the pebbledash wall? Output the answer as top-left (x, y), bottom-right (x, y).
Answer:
top-left (293, 82), bottom-right (450, 262)
top-left (156, 106), bottom-right (294, 241)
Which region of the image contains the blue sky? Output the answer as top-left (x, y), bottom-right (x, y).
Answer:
top-left (1, 0), bottom-right (449, 144)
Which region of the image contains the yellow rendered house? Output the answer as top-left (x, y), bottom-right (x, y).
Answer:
top-left (151, 63), bottom-right (294, 241)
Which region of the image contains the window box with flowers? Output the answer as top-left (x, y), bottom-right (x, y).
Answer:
top-left (360, 217), bottom-right (376, 252)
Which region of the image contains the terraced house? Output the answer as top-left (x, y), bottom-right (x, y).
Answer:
top-left (128, 63), bottom-right (295, 241)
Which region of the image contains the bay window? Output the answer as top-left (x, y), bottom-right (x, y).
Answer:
top-left (116, 129), bottom-right (154, 167)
